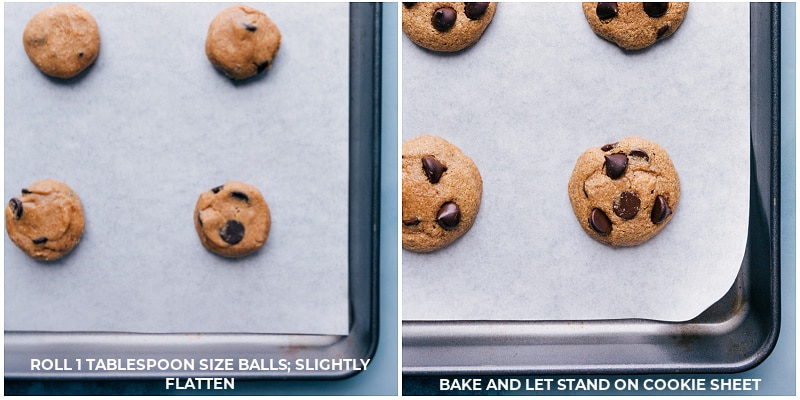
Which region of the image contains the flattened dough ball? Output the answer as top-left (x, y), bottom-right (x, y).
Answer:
top-left (205, 4), bottom-right (282, 80)
top-left (194, 181), bottom-right (271, 257)
top-left (5, 179), bottom-right (85, 261)
top-left (22, 4), bottom-right (101, 79)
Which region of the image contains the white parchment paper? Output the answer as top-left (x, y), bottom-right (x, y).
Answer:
top-left (4, 3), bottom-right (350, 335)
top-left (402, 3), bottom-right (750, 322)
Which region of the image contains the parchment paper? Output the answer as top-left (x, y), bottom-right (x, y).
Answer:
top-left (4, 3), bottom-right (350, 335)
top-left (402, 3), bottom-right (750, 322)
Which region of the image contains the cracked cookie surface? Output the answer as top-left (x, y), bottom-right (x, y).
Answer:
top-left (402, 2), bottom-right (497, 52)
top-left (5, 179), bottom-right (85, 261)
top-left (22, 4), bottom-right (101, 78)
top-left (568, 136), bottom-right (680, 246)
top-left (402, 135), bottom-right (482, 252)
top-left (205, 4), bottom-right (281, 80)
top-left (194, 181), bottom-right (271, 257)
top-left (582, 2), bottom-right (689, 50)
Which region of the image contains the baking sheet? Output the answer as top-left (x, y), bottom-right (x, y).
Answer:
top-left (402, 2), bottom-right (750, 322)
top-left (4, 2), bottom-right (350, 335)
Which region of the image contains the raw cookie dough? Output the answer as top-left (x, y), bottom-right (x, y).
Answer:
top-left (205, 4), bottom-right (282, 80)
top-left (402, 135), bottom-right (482, 252)
top-left (22, 4), bottom-right (101, 79)
top-left (582, 2), bottom-right (689, 50)
top-left (568, 136), bottom-right (680, 246)
top-left (5, 179), bottom-right (85, 261)
top-left (402, 2), bottom-right (497, 52)
top-left (194, 181), bottom-right (271, 257)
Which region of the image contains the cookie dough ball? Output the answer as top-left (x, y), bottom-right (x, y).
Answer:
top-left (194, 181), bottom-right (271, 257)
top-left (402, 2), bottom-right (497, 52)
top-left (582, 2), bottom-right (689, 50)
top-left (568, 137), bottom-right (680, 246)
top-left (5, 179), bottom-right (85, 261)
top-left (205, 5), bottom-right (282, 80)
top-left (402, 135), bottom-right (482, 252)
top-left (22, 4), bottom-right (101, 79)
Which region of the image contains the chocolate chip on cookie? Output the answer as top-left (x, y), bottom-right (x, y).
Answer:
top-left (582, 2), bottom-right (689, 50)
top-left (568, 136), bottom-right (680, 246)
top-left (402, 135), bottom-right (482, 252)
top-left (205, 5), bottom-right (282, 80)
top-left (22, 4), bottom-right (101, 79)
top-left (422, 156), bottom-right (448, 183)
top-left (651, 195), bottom-right (673, 224)
top-left (604, 153), bottom-right (629, 179)
top-left (5, 179), bottom-right (86, 261)
top-left (194, 181), bottom-right (271, 257)
top-left (402, 2), bottom-right (497, 52)
top-left (435, 202), bottom-right (462, 230)
top-left (432, 7), bottom-right (457, 32)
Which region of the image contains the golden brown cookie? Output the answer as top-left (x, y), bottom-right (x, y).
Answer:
top-left (402, 2), bottom-right (497, 52)
top-left (194, 181), bottom-right (271, 257)
top-left (5, 179), bottom-right (85, 261)
top-left (568, 137), bottom-right (680, 247)
top-left (582, 2), bottom-right (689, 50)
top-left (205, 4), bottom-right (282, 80)
top-left (22, 4), bottom-right (101, 79)
top-left (402, 135), bottom-right (482, 252)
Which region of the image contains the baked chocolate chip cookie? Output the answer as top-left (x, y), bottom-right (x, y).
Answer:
top-left (582, 2), bottom-right (689, 50)
top-left (205, 4), bottom-right (282, 80)
top-left (5, 179), bottom-right (85, 261)
top-left (568, 137), bottom-right (680, 246)
top-left (402, 135), bottom-right (482, 252)
top-left (22, 4), bottom-right (101, 79)
top-left (194, 181), bottom-right (271, 257)
top-left (402, 2), bottom-right (497, 52)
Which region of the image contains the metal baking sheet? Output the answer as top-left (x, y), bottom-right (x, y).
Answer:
top-left (4, 2), bottom-right (380, 379)
top-left (6, 2), bottom-right (350, 336)
top-left (402, 3), bottom-right (779, 375)
top-left (404, 2), bottom-right (749, 324)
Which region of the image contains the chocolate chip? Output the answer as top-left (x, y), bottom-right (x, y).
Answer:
top-left (656, 25), bottom-right (670, 39)
top-left (403, 2), bottom-right (416, 8)
top-left (230, 191), bottom-right (250, 203)
top-left (432, 7), bottom-right (457, 32)
top-left (32, 237), bottom-right (48, 244)
top-left (604, 153), bottom-right (628, 179)
top-left (596, 2), bottom-right (618, 20)
top-left (422, 156), bottom-right (447, 184)
top-left (78, 52), bottom-right (84, 58)
top-left (464, 3), bottom-right (490, 20)
top-left (219, 220), bottom-right (245, 245)
top-left (643, 2), bottom-right (668, 18)
top-left (8, 198), bottom-right (23, 220)
top-left (256, 60), bottom-right (270, 73)
top-left (403, 217), bottom-right (420, 226)
top-left (613, 191), bottom-right (641, 220)
top-left (651, 195), bottom-right (672, 224)
top-left (21, 188), bottom-right (31, 194)
top-left (436, 202), bottom-right (461, 230)
top-left (589, 208), bottom-right (612, 235)
top-left (629, 148), bottom-right (649, 161)
top-left (211, 185), bottom-right (224, 194)
top-left (601, 142), bottom-right (618, 152)
top-left (243, 23), bottom-right (257, 32)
